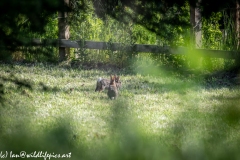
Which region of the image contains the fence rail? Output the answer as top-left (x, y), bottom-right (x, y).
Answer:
top-left (30, 39), bottom-right (239, 59)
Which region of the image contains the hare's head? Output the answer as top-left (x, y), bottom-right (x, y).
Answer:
top-left (114, 75), bottom-right (120, 83)
top-left (110, 75), bottom-right (116, 85)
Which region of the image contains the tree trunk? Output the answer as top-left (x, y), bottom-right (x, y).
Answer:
top-left (236, 0), bottom-right (240, 50)
top-left (195, 6), bottom-right (202, 48)
top-left (235, 0), bottom-right (240, 66)
top-left (58, 0), bottom-right (70, 62)
top-left (190, 5), bottom-right (195, 47)
top-left (190, 1), bottom-right (202, 48)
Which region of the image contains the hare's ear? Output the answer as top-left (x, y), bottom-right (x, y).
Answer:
top-left (110, 75), bottom-right (113, 80)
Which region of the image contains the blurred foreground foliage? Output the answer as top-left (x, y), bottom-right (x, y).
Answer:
top-left (1, 96), bottom-right (240, 160)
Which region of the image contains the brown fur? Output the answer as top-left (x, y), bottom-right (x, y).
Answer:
top-left (95, 78), bottom-right (110, 92)
top-left (107, 75), bottom-right (118, 99)
top-left (114, 75), bottom-right (122, 89)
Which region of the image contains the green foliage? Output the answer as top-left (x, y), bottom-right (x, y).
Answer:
top-left (221, 10), bottom-right (239, 51)
top-left (69, 1), bottom-right (191, 68)
top-left (17, 14), bottom-right (59, 63)
top-left (94, 0), bottom-right (190, 40)
top-left (202, 12), bottom-right (223, 50)
top-left (0, 0), bottom-right (68, 47)
top-left (200, 10), bottom-right (238, 71)
top-left (0, 0), bottom-right (68, 62)
top-left (1, 0), bottom-right (238, 71)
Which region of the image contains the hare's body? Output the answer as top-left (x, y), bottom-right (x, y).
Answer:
top-left (95, 78), bottom-right (110, 92)
top-left (95, 76), bottom-right (121, 92)
top-left (107, 75), bottom-right (118, 99)
top-left (114, 75), bottom-right (122, 89)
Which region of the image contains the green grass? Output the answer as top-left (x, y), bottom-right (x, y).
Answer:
top-left (0, 63), bottom-right (240, 159)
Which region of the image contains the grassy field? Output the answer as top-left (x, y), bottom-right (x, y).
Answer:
top-left (0, 62), bottom-right (240, 160)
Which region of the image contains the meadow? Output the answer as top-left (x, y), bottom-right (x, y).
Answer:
top-left (0, 61), bottom-right (240, 160)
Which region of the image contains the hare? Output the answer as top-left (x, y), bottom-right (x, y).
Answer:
top-left (95, 75), bottom-right (121, 92)
top-left (107, 75), bottom-right (118, 99)
top-left (95, 77), bottom-right (110, 92)
top-left (114, 75), bottom-right (122, 89)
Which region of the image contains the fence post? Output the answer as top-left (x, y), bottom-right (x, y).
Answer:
top-left (58, 0), bottom-right (70, 62)
top-left (190, 0), bottom-right (202, 48)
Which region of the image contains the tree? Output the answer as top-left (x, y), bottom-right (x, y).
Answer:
top-left (93, 0), bottom-right (190, 44)
top-left (1, 0), bottom-right (240, 61)
top-left (93, 0), bottom-right (240, 47)
top-left (0, 0), bottom-right (70, 60)
top-left (190, 0), bottom-right (202, 48)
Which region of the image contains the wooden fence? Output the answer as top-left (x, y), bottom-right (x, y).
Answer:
top-left (30, 39), bottom-right (239, 59)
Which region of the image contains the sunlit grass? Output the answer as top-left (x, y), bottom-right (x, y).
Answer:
top-left (0, 62), bottom-right (240, 159)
